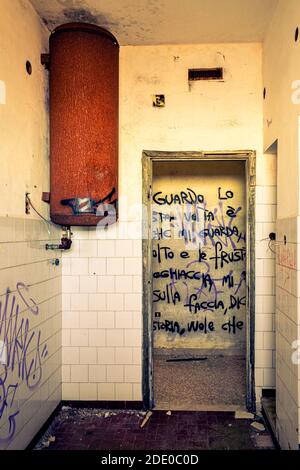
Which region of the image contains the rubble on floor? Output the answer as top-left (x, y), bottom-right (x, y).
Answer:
top-left (251, 422), bottom-right (266, 432)
top-left (34, 407), bottom-right (146, 450)
top-left (235, 411), bottom-right (254, 419)
top-left (140, 411), bottom-right (153, 428)
top-left (33, 408), bottom-right (275, 451)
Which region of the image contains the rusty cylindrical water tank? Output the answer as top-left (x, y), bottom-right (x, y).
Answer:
top-left (48, 23), bottom-right (119, 226)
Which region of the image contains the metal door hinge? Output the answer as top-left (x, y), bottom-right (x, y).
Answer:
top-left (41, 53), bottom-right (50, 70)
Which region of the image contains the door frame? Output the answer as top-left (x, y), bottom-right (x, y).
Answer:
top-left (142, 150), bottom-right (256, 411)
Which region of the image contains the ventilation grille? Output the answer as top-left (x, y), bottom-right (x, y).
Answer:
top-left (188, 67), bottom-right (223, 81)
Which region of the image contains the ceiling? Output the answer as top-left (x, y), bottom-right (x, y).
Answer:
top-left (30, 0), bottom-right (278, 45)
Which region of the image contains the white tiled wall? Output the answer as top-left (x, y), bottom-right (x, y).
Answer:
top-left (62, 228), bottom-right (142, 402)
top-left (0, 217), bottom-right (62, 450)
top-left (255, 153), bottom-right (277, 402)
top-left (275, 217), bottom-right (299, 449)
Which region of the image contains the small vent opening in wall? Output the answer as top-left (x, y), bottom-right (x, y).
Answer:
top-left (188, 67), bottom-right (223, 81)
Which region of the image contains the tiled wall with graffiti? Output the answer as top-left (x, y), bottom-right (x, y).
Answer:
top-left (0, 217), bottom-right (62, 450)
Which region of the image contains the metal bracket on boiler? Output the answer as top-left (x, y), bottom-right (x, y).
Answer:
top-left (41, 53), bottom-right (50, 70)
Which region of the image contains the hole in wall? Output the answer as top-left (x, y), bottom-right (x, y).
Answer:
top-left (263, 87), bottom-right (266, 99)
top-left (295, 27), bottom-right (299, 42)
top-left (26, 60), bottom-right (32, 75)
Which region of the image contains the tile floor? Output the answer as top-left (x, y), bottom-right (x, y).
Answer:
top-left (33, 407), bottom-right (275, 451)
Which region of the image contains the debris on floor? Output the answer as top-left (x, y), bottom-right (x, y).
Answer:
top-left (251, 422), bottom-right (266, 432)
top-left (34, 406), bottom-right (145, 450)
top-left (154, 354), bottom-right (246, 409)
top-left (33, 408), bottom-right (275, 451)
top-left (235, 411), bottom-right (255, 419)
top-left (61, 406), bottom-right (70, 411)
top-left (39, 436), bottom-right (55, 449)
top-left (252, 434), bottom-right (275, 449)
top-left (166, 357), bottom-right (208, 362)
top-left (140, 410), bottom-right (153, 428)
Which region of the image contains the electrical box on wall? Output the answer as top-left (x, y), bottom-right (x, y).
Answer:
top-left (152, 94), bottom-right (165, 107)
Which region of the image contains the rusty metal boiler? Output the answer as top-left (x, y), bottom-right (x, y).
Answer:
top-left (47, 23), bottom-right (119, 226)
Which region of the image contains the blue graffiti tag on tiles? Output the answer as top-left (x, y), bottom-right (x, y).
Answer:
top-left (0, 282), bottom-right (48, 443)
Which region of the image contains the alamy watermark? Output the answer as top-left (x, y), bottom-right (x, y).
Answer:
top-left (291, 340), bottom-right (300, 365)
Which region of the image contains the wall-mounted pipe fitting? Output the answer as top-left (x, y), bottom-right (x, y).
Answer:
top-left (46, 226), bottom-right (72, 251)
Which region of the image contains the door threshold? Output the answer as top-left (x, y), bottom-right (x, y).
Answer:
top-left (153, 404), bottom-right (247, 412)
